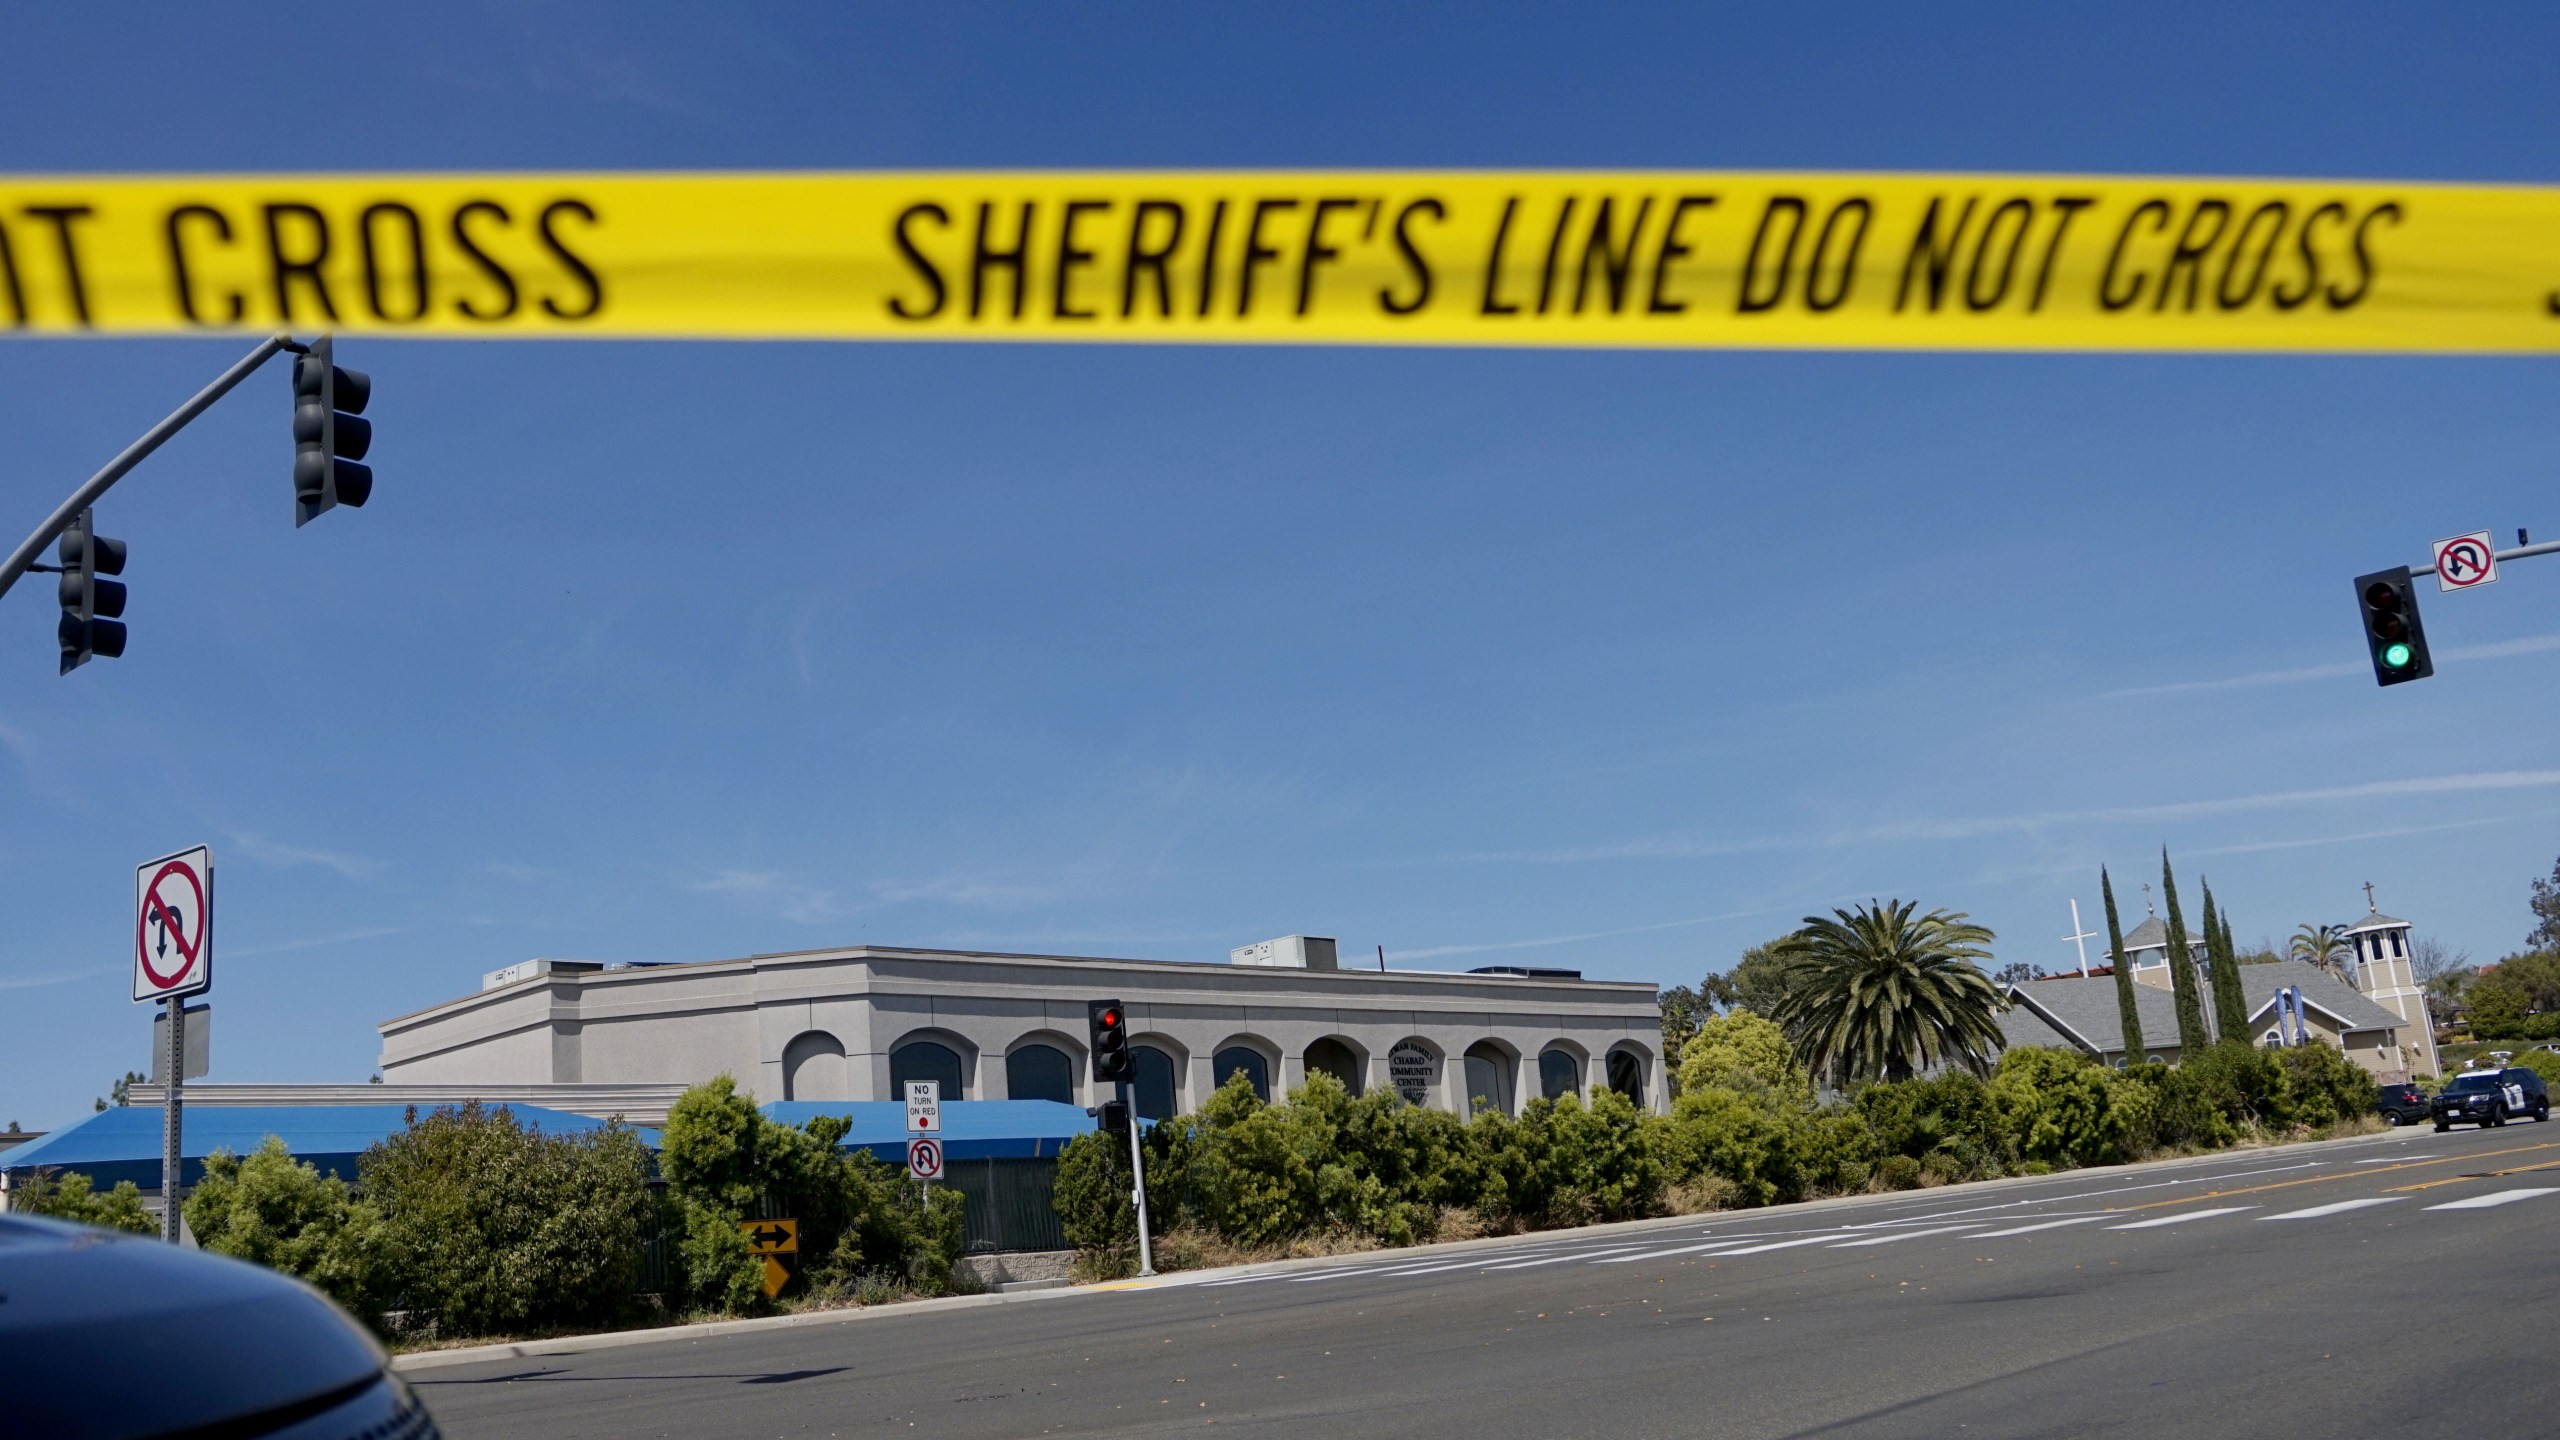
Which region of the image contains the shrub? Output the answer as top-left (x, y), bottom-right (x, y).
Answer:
top-left (185, 1138), bottom-right (384, 1318)
top-left (658, 1077), bottom-right (966, 1312)
top-left (1874, 1153), bottom-right (1922, 1190)
top-left (10, 1169), bottom-right (153, 1235)
top-left (1675, 1012), bottom-right (1812, 1107)
top-left (1854, 1072), bottom-right (1991, 1161)
top-left (1662, 1088), bottom-right (1803, 1206)
top-left (2270, 1043), bottom-right (2377, 1130)
top-left (1989, 1047), bottom-right (2153, 1168)
top-left (361, 1102), bottom-right (655, 1337)
top-left (2509, 1050), bottom-right (2560, 1089)
top-left (2466, 979), bottom-right (2530, 1039)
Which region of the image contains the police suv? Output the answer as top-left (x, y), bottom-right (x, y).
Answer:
top-left (2430, 1067), bottom-right (2551, 1131)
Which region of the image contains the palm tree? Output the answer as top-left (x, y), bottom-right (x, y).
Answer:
top-left (1768, 899), bottom-right (2006, 1086)
top-left (2290, 923), bottom-right (2349, 979)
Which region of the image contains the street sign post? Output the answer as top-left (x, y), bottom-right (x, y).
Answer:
top-left (905, 1079), bottom-right (940, 1134)
top-left (2432, 531), bottom-right (2499, 592)
top-left (906, 1136), bottom-right (944, 1182)
top-left (133, 844), bottom-right (211, 1244)
top-left (740, 1217), bottom-right (798, 1298)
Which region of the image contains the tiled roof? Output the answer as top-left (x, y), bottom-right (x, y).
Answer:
top-left (2241, 961), bottom-right (2404, 1033)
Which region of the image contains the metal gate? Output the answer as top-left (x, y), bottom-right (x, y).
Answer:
top-left (944, 1156), bottom-right (1067, 1253)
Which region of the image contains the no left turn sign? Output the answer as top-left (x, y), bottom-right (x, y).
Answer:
top-left (133, 845), bottom-right (213, 1002)
top-left (2434, 531), bottom-right (2499, 592)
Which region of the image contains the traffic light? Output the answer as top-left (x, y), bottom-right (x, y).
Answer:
top-left (1094, 1099), bottom-right (1131, 1133)
top-left (2353, 567), bottom-right (2433, 686)
top-left (1088, 998), bottom-right (1131, 1082)
top-left (291, 336), bottom-right (372, 526)
top-left (56, 508), bottom-right (127, 674)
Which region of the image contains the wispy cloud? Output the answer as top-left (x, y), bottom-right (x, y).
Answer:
top-left (869, 873), bottom-right (1069, 909)
top-left (2183, 810), bottom-right (2558, 860)
top-left (693, 869), bottom-right (843, 924)
top-left (227, 831), bottom-right (376, 880)
top-left (1392, 904), bottom-right (1800, 961)
top-left (2097, 632), bottom-right (2560, 700)
top-left (0, 964), bottom-right (116, 992)
top-left (1435, 769), bottom-right (2560, 864)
top-left (478, 861), bottom-right (550, 884)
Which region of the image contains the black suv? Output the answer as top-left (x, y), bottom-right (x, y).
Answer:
top-left (2375, 1081), bottom-right (2431, 1126)
top-left (2431, 1067), bottom-right (2552, 1131)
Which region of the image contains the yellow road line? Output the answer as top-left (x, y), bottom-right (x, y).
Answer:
top-left (2385, 1159), bottom-right (2560, 1194)
top-left (2103, 1142), bottom-right (2560, 1214)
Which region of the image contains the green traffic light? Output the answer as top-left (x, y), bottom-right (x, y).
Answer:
top-left (2382, 642), bottom-right (2413, 669)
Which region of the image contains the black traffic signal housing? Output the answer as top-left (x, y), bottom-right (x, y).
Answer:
top-left (292, 336), bottom-right (373, 526)
top-left (1088, 998), bottom-right (1131, 1083)
top-left (1093, 1098), bottom-right (1131, 1134)
top-left (2354, 567), bottom-right (2434, 686)
top-left (56, 508), bottom-right (127, 674)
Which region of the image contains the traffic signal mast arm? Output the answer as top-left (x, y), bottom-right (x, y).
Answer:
top-left (2410, 536), bottom-right (2560, 578)
top-left (0, 334), bottom-right (302, 604)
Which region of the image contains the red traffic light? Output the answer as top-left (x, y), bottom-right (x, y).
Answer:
top-left (1097, 1007), bottom-right (1122, 1029)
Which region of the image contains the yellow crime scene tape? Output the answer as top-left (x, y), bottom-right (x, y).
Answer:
top-left (0, 171), bottom-right (2556, 351)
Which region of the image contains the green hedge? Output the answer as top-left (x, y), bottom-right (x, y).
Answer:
top-left (1055, 1041), bottom-right (2386, 1266)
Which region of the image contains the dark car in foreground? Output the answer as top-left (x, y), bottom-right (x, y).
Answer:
top-left (2431, 1067), bottom-right (2551, 1131)
top-left (2375, 1081), bottom-right (2431, 1126)
top-left (0, 1211), bottom-right (437, 1439)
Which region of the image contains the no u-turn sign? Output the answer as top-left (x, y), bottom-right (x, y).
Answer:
top-left (133, 845), bottom-right (213, 1002)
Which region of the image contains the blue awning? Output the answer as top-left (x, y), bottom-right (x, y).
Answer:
top-left (759, 1100), bottom-right (1093, 1160)
top-left (0, 1104), bottom-right (658, 1192)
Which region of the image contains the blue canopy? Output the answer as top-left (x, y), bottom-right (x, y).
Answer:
top-left (759, 1100), bottom-right (1093, 1161)
top-left (0, 1104), bottom-right (657, 1191)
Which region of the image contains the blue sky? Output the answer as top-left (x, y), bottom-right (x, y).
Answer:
top-left (5, 4), bottom-right (2559, 1127)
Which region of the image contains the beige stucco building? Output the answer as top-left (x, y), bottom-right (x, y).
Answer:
top-left (379, 937), bottom-right (1667, 1120)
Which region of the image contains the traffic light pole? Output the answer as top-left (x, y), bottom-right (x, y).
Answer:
top-left (0, 334), bottom-right (301, 604)
top-left (1120, 1078), bottom-right (1155, 1278)
top-left (2410, 536), bottom-right (2560, 579)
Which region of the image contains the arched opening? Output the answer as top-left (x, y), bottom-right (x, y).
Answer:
top-left (1463, 1041), bottom-right (1515, 1117)
top-left (1133, 1045), bottom-right (1179, 1120)
top-left (890, 1037), bottom-right (968, 1101)
top-left (1537, 1046), bottom-right (1584, 1101)
top-left (1304, 1037), bottom-right (1365, 1097)
top-left (1605, 1047), bottom-right (1645, 1103)
top-left (1212, 1045), bottom-right (1271, 1102)
top-left (782, 1030), bottom-right (849, 1102)
top-left (1005, 1042), bottom-right (1076, 1105)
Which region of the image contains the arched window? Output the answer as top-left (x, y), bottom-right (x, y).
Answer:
top-left (1133, 1046), bottom-right (1179, 1120)
top-left (1006, 1043), bottom-right (1075, 1105)
top-left (1538, 1047), bottom-right (1583, 1101)
top-left (890, 1039), bottom-right (967, 1101)
top-left (1212, 1046), bottom-right (1270, 1102)
top-left (782, 1031), bottom-right (849, 1103)
top-left (1305, 1038), bottom-right (1364, 1097)
top-left (1463, 1042), bottom-right (1514, 1117)
top-left (1606, 1048), bottom-right (1645, 1103)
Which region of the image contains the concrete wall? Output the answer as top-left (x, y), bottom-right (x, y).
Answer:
top-left (381, 945), bottom-right (1667, 1115)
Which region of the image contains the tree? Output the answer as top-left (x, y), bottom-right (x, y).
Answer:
top-left (1657, 986), bottom-right (1712, 1074)
top-left (2159, 853), bottom-right (2210, 1056)
top-left (2104, 868), bottom-right (2146, 1064)
top-left (1675, 1011), bottom-right (1813, 1107)
top-left (2410, 936), bottom-right (2474, 1026)
top-left (1765, 899), bottom-right (2005, 1086)
top-left (2530, 853), bottom-right (2560, 951)
top-left (93, 1069), bottom-right (144, 1113)
top-left (2202, 883), bottom-right (2248, 1046)
top-left (1993, 962), bottom-right (2045, 986)
top-left (1717, 941), bottom-right (1800, 1016)
top-left (2290, 924), bottom-right (2349, 979)
top-left (185, 1139), bottom-right (385, 1320)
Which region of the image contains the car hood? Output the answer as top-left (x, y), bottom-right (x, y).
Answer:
top-left (0, 1213), bottom-right (387, 1440)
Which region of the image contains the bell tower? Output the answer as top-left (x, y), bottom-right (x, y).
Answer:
top-left (2342, 887), bottom-right (2439, 1080)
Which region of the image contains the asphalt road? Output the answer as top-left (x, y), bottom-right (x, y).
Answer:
top-left (412, 1121), bottom-right (2560, 1439)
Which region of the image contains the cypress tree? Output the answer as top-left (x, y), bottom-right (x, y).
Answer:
top-left (2104, 867), bottom-right (2146, 1065)
top-left (2203, 881), bottom-right (2249, 1045)
top-left (2161, 850), bottom-right (2210, 1057)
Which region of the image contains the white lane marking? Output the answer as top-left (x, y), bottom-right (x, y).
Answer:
top-left (1591, 1239), bottom-right (1772, 1264)
top-left (2425, 1188), bottom-right (2560, 1211)
top-left (2107, 1206), bottom-right (2256, 1230)
top-left (1876, 1160), bottom-right (2324, 1228)
top-left (1827, 1224), bottom-right (1985, 1248)
top-left (2262, 1198), bottom-right (2405, 1220)
top-left (1970, 1216), bottom-right (2108, 1238)
top-left (1477, 1245), bottom-right (1650, 1271)
top-left (1712, 1234), bottom-right (1855, 1256)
